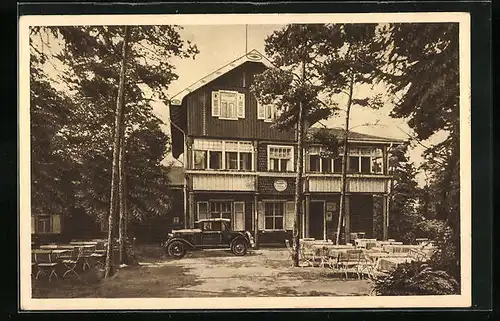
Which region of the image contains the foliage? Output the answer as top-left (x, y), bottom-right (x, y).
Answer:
top-left (30, 35), bottom-right (77, 216)
top-left (418, 219), bottom-right (460, 280)
top-left (387, 143), bottom-right (422, 244)
top-left (30, 26), bottom-right (198, 225)
top-left (374, 261), bottom-right (459, 295)
top-left (375, 23), bottom-right (460, 233)
top-left (374, 22), bottom-right (461, 285)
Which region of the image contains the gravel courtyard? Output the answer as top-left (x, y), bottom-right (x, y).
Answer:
top-left (32, 247), bottom-right (372, 298)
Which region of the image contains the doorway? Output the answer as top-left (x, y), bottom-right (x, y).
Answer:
top-left (309, 201), bottom-right (325, 240)
top-left (349, 195), bottom-right (374, 238)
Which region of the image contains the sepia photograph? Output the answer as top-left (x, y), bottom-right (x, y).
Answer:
top-left (18, 12), bottom-right (471, 310)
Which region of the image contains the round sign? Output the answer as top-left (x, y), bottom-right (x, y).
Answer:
top-left (246, 52), bottom-right (262, 61)
top-left (274, 179), bottom-right (288, 192)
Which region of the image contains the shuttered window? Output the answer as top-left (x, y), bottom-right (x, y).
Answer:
top-left (257, 101), bottom-right (277, 122)
top-left (33, 215), bottom-right (61, 234)
top-left (211, 90), bottom-right (245, 120)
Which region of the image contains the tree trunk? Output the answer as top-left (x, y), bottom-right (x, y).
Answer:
top-left (105, 26), bottom-right (130, 278)
top-left (118, 134), bottom-right (128, 265)
top-left (292, 61), bottom-right (306, 267)
top-left (335, 72), bottom-right (354, 245)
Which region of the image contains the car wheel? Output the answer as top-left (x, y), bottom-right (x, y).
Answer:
top-left (167, 241), bottom-right (186, 258)
top-left (231, 240), bottom-right (248, 256)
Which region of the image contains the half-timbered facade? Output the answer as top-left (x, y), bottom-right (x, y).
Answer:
top-left (169, 50), bottom-right (404, 246)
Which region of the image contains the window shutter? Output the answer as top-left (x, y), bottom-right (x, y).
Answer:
top-left (50, 215), bottom-right (61, 234)
top-left (285, 201), bottom-right (295, 230)
top-left (197, 201), bottom-right (208, 220)
top-left (233, 202), bottom-right (245, 231)
top-left (211, 91), bottom-right (220, 117)
top-left (287, 148), bottom-right (294, 171)
top-left (237, 93), bottom-right (245, 118)
top-left (271, 105), bottom-right (277, 120)
top-left (257, 101), bottom-right (265, 120)
top-left (31, 216), bottom-right (35, 234)
top-left (258, 201), bottom-right (265, 230)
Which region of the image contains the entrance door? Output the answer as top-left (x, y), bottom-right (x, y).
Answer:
top-left (349, 195), bottom-right (374, 238)
top-left (309, 201), bottom-right (325, 240)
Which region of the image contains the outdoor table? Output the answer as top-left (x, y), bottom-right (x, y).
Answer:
top-left (51, 249), bottom-right (72, 256)
top-left (70, 241), bottom-right (99, 245)
top-left (40, 244), bottom-right (76, 249)
top-left (377, 256), bottom-right (414, 271)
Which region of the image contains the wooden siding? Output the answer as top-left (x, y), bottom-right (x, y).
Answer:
top-left (309, 176), bottom-right (387, 193)
top-left (185, 62), bottom-right (295, 141)
top-left (191, 172), bottom-right (256, 191)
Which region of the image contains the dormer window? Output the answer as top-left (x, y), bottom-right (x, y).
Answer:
top-left (212, 90), bottom-right (245, 120)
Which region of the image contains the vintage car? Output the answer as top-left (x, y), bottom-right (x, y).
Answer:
top-left (162, 218), bottom-right (255, 258)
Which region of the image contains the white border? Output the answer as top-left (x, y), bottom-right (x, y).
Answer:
top-left (19, 12), bottom-right (472, 310)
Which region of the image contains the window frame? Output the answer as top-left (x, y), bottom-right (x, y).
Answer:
top-left (192, 139), bottom-right (255, 171)
top-left (263, 201), bottom-right (285, 231)
top-left (308, 146), bottom-right (334, 173)
top-left (37, 215), bottom-right (51, 234)
top-left (267, 145), bottom-right (294, 172)
top-left (212, 90), bottom-right (245, 120)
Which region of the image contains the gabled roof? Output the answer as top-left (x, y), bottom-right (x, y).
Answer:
top-left (169, 49), bottom-right (273, 106)
top-left (308, 127), bottom-right (405, 144)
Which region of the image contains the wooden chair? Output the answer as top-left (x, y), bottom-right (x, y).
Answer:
top-left (284, 240), bottom-right (295, 267)
top-left (334, 250), bottom-right (363, 280)
top-left (356, 252), bottom-right (378, 279)
top-left (91, 246), bottom-right (107, 270)
top-left (299, 242), bottom-right (316, 267)
top-left (34, 252), bottom-right (59, 282)
top-left (80, 245), bottom-right (96, 270)
top-left (60, 247), bottom-right (82, 279)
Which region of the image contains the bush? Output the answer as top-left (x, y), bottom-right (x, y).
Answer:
top-left (418, 219), bottom-right (460, 280)
top-left (374, 261), bottom-right (459, 295)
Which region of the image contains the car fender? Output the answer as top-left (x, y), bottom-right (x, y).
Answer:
top-left (230, 235), bottom-right (249, 247)
top-left (165, 238), bottom-right (196, 250)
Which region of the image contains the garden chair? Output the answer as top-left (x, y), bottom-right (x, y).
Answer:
top-left (299, 242), bottom-right (315, 267)
top-left (334, 250), bottom-right (362, 280)
top-left (284, 240), bottom-right (295, 267)
top-left (91, 246), bottom-right (107, 270)
top-left (34, 252), bottom-right (59, 282)
top-left (356, 252), bottom-right (378, 279)
top-left (60, 247), bottom-right (82, 279)
top-left (318, 247), bottom-right (337, 269)
top-left (80, 245), bottom-right (96, 271)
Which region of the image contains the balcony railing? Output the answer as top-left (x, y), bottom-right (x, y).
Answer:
top-left (188, 170), bottom-right (256, 191)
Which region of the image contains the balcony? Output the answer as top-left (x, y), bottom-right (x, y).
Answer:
top-left (307, 173), bottom-right (390, 193)
top-left (187, 170), bottom-right (257, 192)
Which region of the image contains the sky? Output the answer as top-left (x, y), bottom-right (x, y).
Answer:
top-left (148, 24), bottom-right (440, 185)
